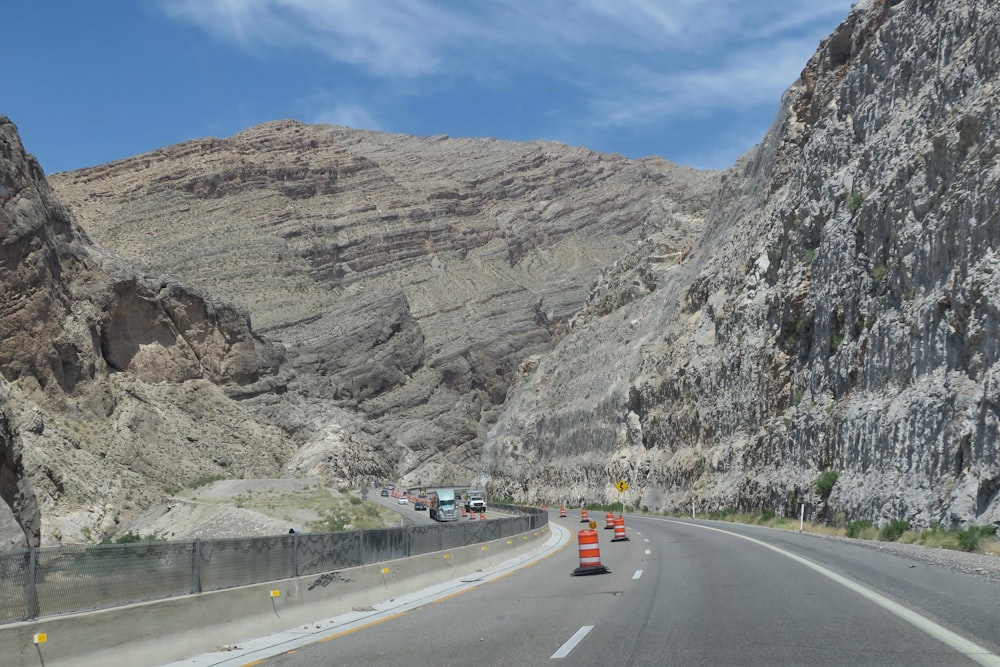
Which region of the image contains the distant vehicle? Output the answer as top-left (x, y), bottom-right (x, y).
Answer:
top-left (465, 490), bottom-right (487, 514)
top-left (413, 500), bottom-right (427, 511)
top-left (380, 489), bottom-right (389, 497)
top-left (397, 496), bottom-right (408, 504)
top-left (387, 484), bottom-right (395, 490)
top-left (427, 488), bottom-right (458, 521)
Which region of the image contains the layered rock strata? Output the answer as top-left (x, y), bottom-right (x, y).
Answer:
top-left (51, 124), bottom-right (719, 488)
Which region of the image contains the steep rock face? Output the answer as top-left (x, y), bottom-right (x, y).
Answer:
top-left (0, 116), bottom-right (293, 544)
top-left (51, 124), bottom-right (719, 486)
top-left (0, 384), bottom-right (40, 547)
top-left (485, 0), bottom-right (1000, 528)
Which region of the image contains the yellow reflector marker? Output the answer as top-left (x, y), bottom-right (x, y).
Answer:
top-left (443, 554), bottom-right (450, 559)
top-left (33, 633), bottom-right (47, 644)
top-left (381, 567), bottom-right (390, 574)
top-left (270, 590), bottom-right (280, 598)
top-left (482, 546), bottom-right (487, 551)
top-left (507, 539), bottom-right (512, 545)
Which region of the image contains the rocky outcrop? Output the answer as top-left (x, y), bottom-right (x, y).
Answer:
top-left (51, 124), bottom-right (719, 489)
top-left (1, 115), bottom-right (294, 544)
top-left (483, 0), bottom-right (1000, 529)
top-left (0, 384), bottom-right (40, 547)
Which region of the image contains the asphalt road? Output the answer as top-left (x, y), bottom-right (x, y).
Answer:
top-left (254, 510), bottom-right (1000, 667)
top-left (366, 487), bottom-right (513, 525)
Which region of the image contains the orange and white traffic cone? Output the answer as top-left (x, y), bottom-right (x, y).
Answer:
top-left (461, 507), bottom-right (467, 517)
top-left (604, 512), bottom-right (615, 529)
top-left (612, 515), bottom-right (630, 542)
top-left (479, 512), bottom-right (486, 521)
top-left (580, 508), bottom-right (589, 523)
top-left (559, 506), bottom-right (567, 518)
top-left (571, 528), bottom-right (609, 575)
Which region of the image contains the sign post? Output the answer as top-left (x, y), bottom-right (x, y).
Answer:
top-left (615, 479), bottom-right (628, 516)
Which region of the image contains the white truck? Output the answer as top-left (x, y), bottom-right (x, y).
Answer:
top-left (427, 488), bottom-right (459, 521)
top-left (465, 490), bottom-right (487, 515)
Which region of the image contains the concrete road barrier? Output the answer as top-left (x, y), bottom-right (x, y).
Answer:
top-left (0, 525), bottom-right (550, 667)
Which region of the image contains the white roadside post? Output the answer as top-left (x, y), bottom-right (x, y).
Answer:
top-left (799, 502), bottom-right (805, 533)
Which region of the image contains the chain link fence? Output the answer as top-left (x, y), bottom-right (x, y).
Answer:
top-left (0, 505), bottom-right (545, 625)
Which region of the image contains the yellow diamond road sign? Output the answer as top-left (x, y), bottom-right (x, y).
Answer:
top-left (616, 480), bottom-right (628, 493)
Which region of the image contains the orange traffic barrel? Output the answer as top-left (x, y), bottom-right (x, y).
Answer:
top-left (559, 506), bottom-right (567, 518)
top-left (461, 507), bottom-right (467, 517)
top-left (612, 515), bottom-right (630, 542)
top-left (605, 512), bottom-right (615, 529)
top-left (580, 508), bottom-right (589, 523)
top-left (572, 529), bottom-right (609, 575)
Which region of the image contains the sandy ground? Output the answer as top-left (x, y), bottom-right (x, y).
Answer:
top-left (124, 477), bottom-right (353, 540)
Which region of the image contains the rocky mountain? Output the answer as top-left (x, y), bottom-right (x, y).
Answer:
top-left (49, 124), bottom-right (717, 502)
top-left (7, 0), bottom-right (996, 546)
top-left (0, 116), bottom-right (296, 546)
top-left (484, 0), bottom-right (1000, 529)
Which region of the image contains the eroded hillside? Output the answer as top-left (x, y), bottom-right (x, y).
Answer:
top-left (51, 125), bottom-right (719, 491)
top-left (484, 0), bottom-right (1000, 529)
top-left (0, 116), bottom-right (296, 546)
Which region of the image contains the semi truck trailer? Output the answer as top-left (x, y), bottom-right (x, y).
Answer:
top-left (427, 488), bottom-right (458, 521)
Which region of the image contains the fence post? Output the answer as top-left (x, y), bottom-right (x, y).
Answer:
top-left (191, 538), bottom-right (202, 594)
top-left (292, 533), bottom-right (299, 578)
top-left (25, 547), bottom-right (38, 620)
top-left (357, 530), bottom-right (363, 566)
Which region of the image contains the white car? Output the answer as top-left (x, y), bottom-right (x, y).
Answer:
top-left (397, 497), bottom-right (408, 504)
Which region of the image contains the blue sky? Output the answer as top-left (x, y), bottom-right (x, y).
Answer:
top-left (5, 1), bottom-right (855, 175)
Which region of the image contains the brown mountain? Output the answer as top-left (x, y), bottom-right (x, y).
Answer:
top-left (1, 116), bottom-right (295, 546)
top-left (48, 122), bottom-right (717, 508)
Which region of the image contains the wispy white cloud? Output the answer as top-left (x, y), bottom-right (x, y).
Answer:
top-left (308, 102), bottom-right (380, 131)
top-left (156, 0), bottom-right (856, 166)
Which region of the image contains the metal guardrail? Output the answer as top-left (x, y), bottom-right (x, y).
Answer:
top-left (0, 504), bottom-right (546, 625)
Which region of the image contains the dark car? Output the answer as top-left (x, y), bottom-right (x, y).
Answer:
top-left (380, 488), bottom-right (389, 497)
top-left (413, 500), bottom-right (427, 511)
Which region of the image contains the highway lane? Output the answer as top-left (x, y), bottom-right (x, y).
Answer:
top-left (258, 510), bottom-right (1000, 666)
top-left (365, 487), bottom-right (516, 525)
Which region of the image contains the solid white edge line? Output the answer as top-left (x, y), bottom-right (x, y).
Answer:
top-left (663, 519), bottom-right (1000, 667)
top-left (551, 625), bottom-right (594, 659)
top-left (632, 569), bottom-right (643, 580)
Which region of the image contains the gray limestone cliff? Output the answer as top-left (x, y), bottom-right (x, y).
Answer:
top-left (483, 0), bottom-right (1000, 529)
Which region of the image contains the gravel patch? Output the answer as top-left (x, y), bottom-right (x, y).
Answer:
top-left (815, 533), bottom-right (1000, 585)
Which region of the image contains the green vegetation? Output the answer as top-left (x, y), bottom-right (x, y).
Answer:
top-left (873, 265), bottom-right (888, 281)
top-left (845, 520), bottom-right (875, 539)
top-left (804, 248), bottom-right (816, 264)
top-left (957, 525), bottom-right (997, 552)
top-left (785, 319), bottom-right (806, 351)
top-left (831, 334), bottom-right (843, 351)
top-left (879, 519), bottom-right (910, 542)
top-left (847, 192), bottom-right (863, 212)
top-left (816, 471), bottom-right (839, 498)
